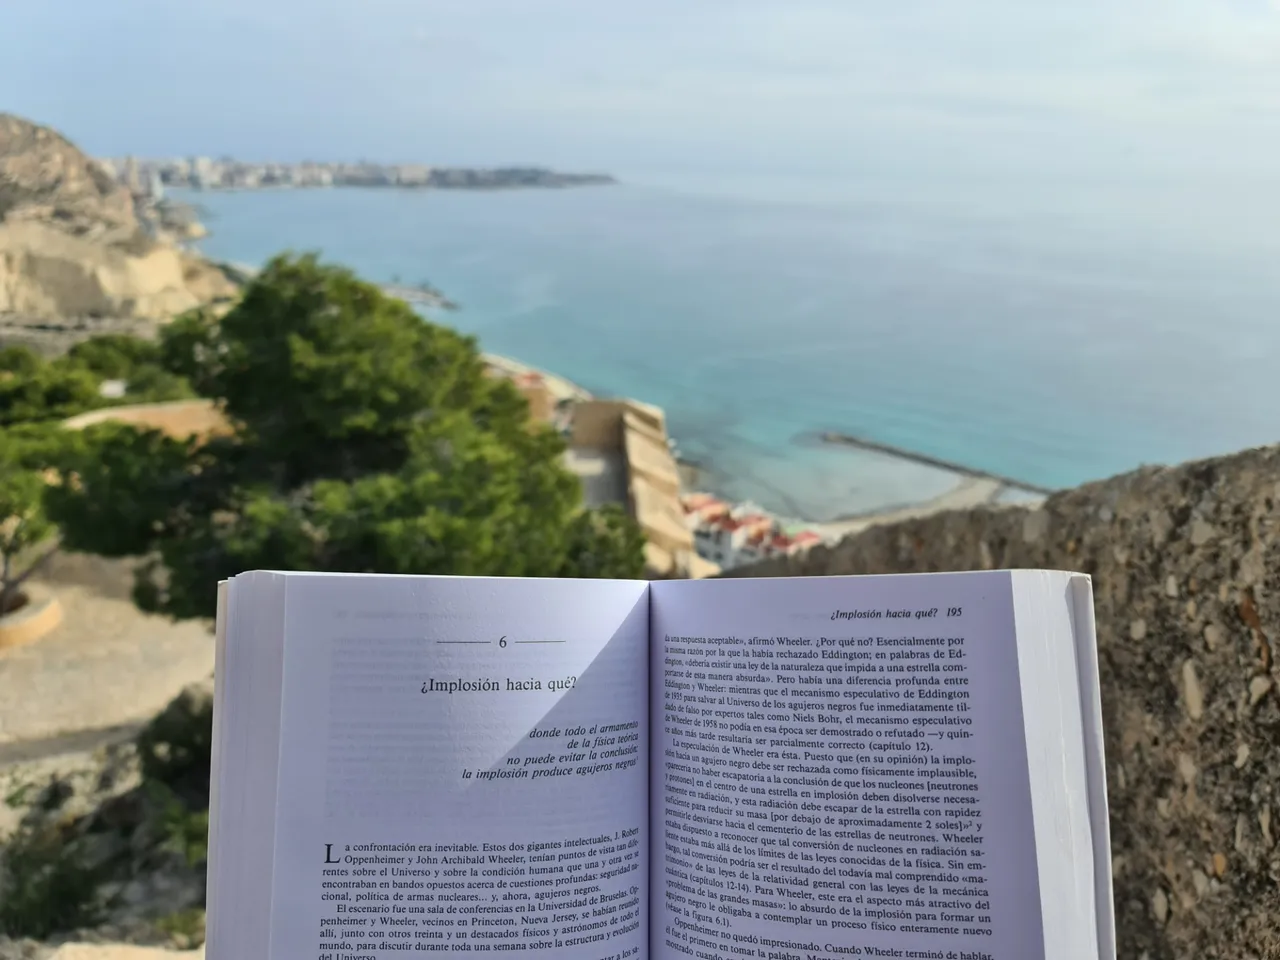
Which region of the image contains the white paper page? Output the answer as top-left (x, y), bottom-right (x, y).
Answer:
top-left (267, 574), bottom-right (649, 960)
top-left (650, 573), bottom-right (1042, 960)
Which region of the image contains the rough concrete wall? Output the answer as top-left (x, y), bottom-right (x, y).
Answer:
top-left (725, 444), bottom-right (1280, 960)
top-left (571, 399), bottom-right (627, 450)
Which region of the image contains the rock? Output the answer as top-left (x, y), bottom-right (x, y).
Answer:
top-left (1165, 575), bottom-right (1179, 598)
top-left (1182, 660), bottom-right (1205, 720)
top-left (0, 938), bottom-right (52, 960)
top-left (0, 114), bottom-right (237, 322)
top-left (1177, 753), bottom-right (1197, 785)
top-left (1130, 618), bottom-right (1148, 641)
top-left (1192, 870), bottom-right (1210, 898)
top-left (0, 115), bottom-right (137, 241)
top-left (1152, 888), bottom-right (1169, 924)
top-left (1236, 744), bottom-right (1251, 769)
top-left (48, 947), bottom-right (202, 960)
top-left (0, 221), bottom-right (236, 321)
top-left (1248, 675), bottom-right (1273, 707)
top-left (1239, 547), bottom-right (1265, 587)
top-left (1204, 623), bottom-right (1225, 650)
top-left (1189, 518), bottom-right (1217, 546)
top-left (1022, 509), bottom-right (1049, 543)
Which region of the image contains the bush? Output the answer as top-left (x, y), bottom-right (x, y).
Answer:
top-left (50, 254), bottom-right (645, 620)
top-left (0, 823), bottom-right (106, 939)
top-left (135, 681), bottom-right (214, 810)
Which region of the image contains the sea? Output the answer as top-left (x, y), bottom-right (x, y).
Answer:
top-left (174, 175), bottom-right (1280, 522)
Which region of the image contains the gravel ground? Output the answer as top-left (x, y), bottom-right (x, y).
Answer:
top-left (0, 555), bottom-right (213, 749)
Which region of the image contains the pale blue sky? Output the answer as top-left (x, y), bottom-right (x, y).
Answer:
top-left (5, 0), bottom-right (1280, 187)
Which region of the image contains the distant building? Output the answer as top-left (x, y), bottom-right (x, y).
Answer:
top-left (509, 371), bottom-right (557, 424)
top-left (682, 493), bottom-right (823, 570)
top-left (190, 156), bottom-right (215, 189)
top-left (567, 398), bottom-right (717, 578)
top-left (395, 164), bottom-right (432, 186)
top-left (124, 156), bottom-right (141, 195)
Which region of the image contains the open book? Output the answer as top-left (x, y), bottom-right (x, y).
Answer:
top-left (208, 570), bottom-right (1114, 960)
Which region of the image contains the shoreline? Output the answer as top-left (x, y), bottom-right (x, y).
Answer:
top-left (483, 351), bottom-right (1044, 541)
top-left (213, 253), bottom-right (1040, 541)
top-left (481, 352), bottom-right (592, 404)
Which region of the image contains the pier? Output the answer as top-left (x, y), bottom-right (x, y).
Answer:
top-left (819, 431), bottom-right (1056, 497)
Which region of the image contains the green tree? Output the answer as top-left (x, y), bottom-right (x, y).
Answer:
top-left (65, 334), bottom-right (162, 380)
top-left (0, 422), bottom-right (98, 614)
top-left (0, 458), bottom-right (57, 616)
top-left (48, 253), bottom-right (644, 619)
top-left (65, 333), bottom-right (195, 403)
top-left (0, 346), bottom-right (103, 426)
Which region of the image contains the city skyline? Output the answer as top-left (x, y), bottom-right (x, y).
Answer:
top-left (103, 154), bottom-right (615, 193)
top-left (6, 0), bottom-right (1280, 189)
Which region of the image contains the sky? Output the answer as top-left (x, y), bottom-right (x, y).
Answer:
top-left (5, 0), bottom-right (1280, 191)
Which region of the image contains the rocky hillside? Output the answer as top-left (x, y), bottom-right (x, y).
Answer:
top-left (0, 114), bottom-right (235, 325)
top-left (0, 116), bottom-right (138, 243)
top-left (729, 443), bottom-right (1280, 960)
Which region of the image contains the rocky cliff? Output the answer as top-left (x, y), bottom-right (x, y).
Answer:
top-left (728, 444), bottom-right (1280, 960)
top-left (0, 114), bottom-right (235, 325)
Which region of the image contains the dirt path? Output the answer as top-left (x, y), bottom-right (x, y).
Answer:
top-left (0, 555), bottom-right (213, 750)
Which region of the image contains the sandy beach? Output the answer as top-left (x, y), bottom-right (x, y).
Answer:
top-left (483, 352), bottom-right (592, 403)
top-left (804, 476), bottom-right (1036, 541)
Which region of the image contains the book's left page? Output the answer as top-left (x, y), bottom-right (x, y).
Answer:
top-left (266, 574), bottom-right (650, 960)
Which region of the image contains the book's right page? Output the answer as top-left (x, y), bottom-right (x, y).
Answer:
top-left (650, 572), bottom-right (1044, 960)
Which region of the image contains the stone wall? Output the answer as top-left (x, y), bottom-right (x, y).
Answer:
top-left (726, 444), bottom-right (1280, 960)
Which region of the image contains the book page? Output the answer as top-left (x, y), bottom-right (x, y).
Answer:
top-left (267, 575), bottom-right (649, 960)
top-left (650, 573), bottom-right (1042, 960)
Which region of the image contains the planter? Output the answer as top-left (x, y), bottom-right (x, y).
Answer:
top-left (0, 584), bottom-right (64, 651)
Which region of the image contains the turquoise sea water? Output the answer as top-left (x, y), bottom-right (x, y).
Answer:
top-left (177, 181), bottom-right (1280, 521)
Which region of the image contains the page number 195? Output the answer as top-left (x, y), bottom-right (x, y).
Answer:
top-left (947, 607), bottom-right (963, 617)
